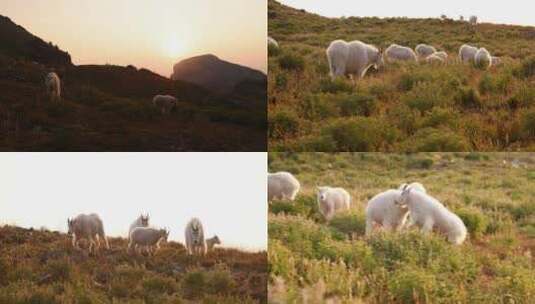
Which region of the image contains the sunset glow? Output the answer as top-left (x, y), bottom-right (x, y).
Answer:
top-left (0, 0), bottom-right (267, 76)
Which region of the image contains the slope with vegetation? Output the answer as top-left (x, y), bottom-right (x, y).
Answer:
top-left (268, 152), bottom-right (535, 303)
top-left (268, 0), bottom-right (535, 151)
top-left (0, 15), bottom-right (266, 151)
top-left (0, 225), bottom-right (267, 303)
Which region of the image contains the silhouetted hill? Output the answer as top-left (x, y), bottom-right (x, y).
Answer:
top-left (171, 54), bottom-right (267, 95)
top-left (67, 64), bottom-right (217, 103)
top-left (0, 225), bottom-right (267, 303)
top-left (0, 15), bottom-right (71, 67)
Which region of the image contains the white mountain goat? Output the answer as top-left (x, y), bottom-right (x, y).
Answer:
top-left (67, 213), bottom-right (109, 253)
top-left (152, 95), bottom-right (177, 114)
top-left (185, 217), bottom-right (206, 255)
top-left (326, 39), bottom-right (383, 81)
top-left (205, 235), bottom-right (221, 251)
top-left (128, 214), bottom-right (149, 240)
top-left (268, 171), bottom-right (300, 202)
top-left (128, 227), bottom-right (169, 255)
top-left (316, 186), bottom-right (351, 221)
top-left (45, 72), bottom-right (61, 102)
top-left (397, 187), bottom-right (467, 244)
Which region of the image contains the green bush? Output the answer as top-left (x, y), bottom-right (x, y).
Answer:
top-left (269, 111), bottom-right (300, 139)
top-left (318, 78), bottom-right (354, 94)
top-left (402, 128), bottom-right (469, 152)
top-left (456, 86), bottom-right (482, 109)
top-left (456, 208), bottom-right (489, 238)
top-left (321, 118), bottom-right (398, 151)
top-left (520, 109), bottom-right (535, 139)
top-left (513, 56), bottom-right (535, 79)
top-left (388, 265), bottom-right (439, 304)
top-left (182, 271), bottom-right (206, 299)
top-left (279, 53), bottom-right (305, 71)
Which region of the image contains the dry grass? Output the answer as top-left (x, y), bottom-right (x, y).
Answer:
top-left (0, 225), bottom-right (267, 303)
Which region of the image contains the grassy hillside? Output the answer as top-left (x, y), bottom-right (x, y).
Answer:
top-left (0, 225), bottom-right (267, 303)
top-left (268, 152), bottom-right (535, 303)
top-left (0, 15), bottom-right (266, 151)
top-left (268, 0), bottom-right (535, 151)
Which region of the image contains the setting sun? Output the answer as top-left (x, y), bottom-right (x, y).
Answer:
top-left (164, 38), bottom-right (187, 58)
top-left (0, 0), bottom-right (266, 77)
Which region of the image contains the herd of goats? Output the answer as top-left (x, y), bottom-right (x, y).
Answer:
top-left (65, 213), bottom-right (220, 255)
top-left (268, 36), bottom-right (501, 81)
top-left (268, 171), bottom-right (468, 245)
top-left (43, 72), bottom-right (178, 114)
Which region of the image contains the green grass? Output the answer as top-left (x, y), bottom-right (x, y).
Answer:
top-left (268, 152), bottom-right (535, 303)
top-left (268, 0), bottom-right (535, 151)
top-left (0, 226), bottom-right (267, 303)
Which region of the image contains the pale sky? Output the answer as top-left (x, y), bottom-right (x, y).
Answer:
top-left (0, 0), bottom-right (267, 76)
top-left (0, 153), bottom-right (267, 251)
top-left (278, 0), bottom-right (535, 26)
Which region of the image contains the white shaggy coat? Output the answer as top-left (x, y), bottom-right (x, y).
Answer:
top-left (128, 214), bottom-right (149, 240)
top-left (415, 44), bottom-right (437, 59)
top-left (426, 53), bottom-right (445, 64)
top-left (365, 189), bottom-right (409, 235)
top-left (268, 171), bottom-right (300, 202)
top-left (316, 186), bottom-right (351, 221)
top-left (45, 72), bottom-right (61, 102)
top-left (459, 44), bottom-right (478, 63)
top-left (152, 95), bottom-right (177, 114)
top-left (433, 51), bottom-right (448, 61)
top-left (67, 213), bottom-right (109, 253)
top-left (326, 40), bottom-right (383, 80)
top-left (185, 218), bottom-right (206, 255)
top-left (384, 44), bottom-right (418, 62)
top-left (398, 189), bottom-right (467, 244)
top-left (268, 36), bottom-right (279, 48)
top-left (128, 227), bottom-right (169, 255)
top-left (475, 48), bottom-right (492, 69)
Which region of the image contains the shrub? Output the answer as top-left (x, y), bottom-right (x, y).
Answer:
top-left (456, 208), bottom-right (489, 238)
top-left (45, 259), bottom-right (71, 282)
top-left (388, 265), bottom-right (439, 303)
top-left (279, 53), bottom-right (305, 71)
top-left (298, 94), bottom-right (337, 121)
top-left (520, 109), bottom-right (535, 138)
top-left (275, 73), bottom-right (287, 89)
top-left (478, 73), bottom-right (495, 94)
top-left (513, 56), bottom-right (535, 79)
top-left (456, 86), bottom-right (482, 109)
top-left (402, 82), bottom-right (448, 113)
top-left (336, 93), bottom-right (377, 117)
top-left (507, 84), bottom-right (535, 109)
top-left (206, 265), bottom-right (236, 295)
top-left (142, 276), bottom-right (178, 295)
top-left (269, 111), bottom-right (300, 139)
top-left (321, 117), bottom-right (398, 151)
top-left (407, 157), bottom-right (434, 169)
top-left (318, 78), bottom-right (353, 94)
top-left (182, 271), bottom-right (206, 299)
top-left (401, 128), bottom-right (469, 152)
top-left (328, 212), bottom-right (366, 236)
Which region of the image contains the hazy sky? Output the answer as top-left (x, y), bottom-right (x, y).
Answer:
top-left (0, 0), bottom-right (267, 76)
top-left (278, 0), bottom-right (534, 26)
top-left (0, 153), bottom-right (267, 251)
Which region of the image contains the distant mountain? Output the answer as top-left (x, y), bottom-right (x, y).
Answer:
top-left (171, 54), bottom-right (267, 95)
top-left (0, 15), bottom-right (71, 67)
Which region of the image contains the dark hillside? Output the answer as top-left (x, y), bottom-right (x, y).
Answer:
top-left (0, 15), bottom-right (71, 67)
top-left (0, 15), bottom-right (266, 151)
